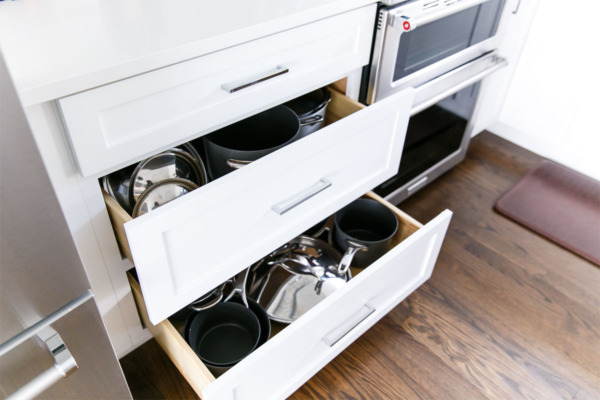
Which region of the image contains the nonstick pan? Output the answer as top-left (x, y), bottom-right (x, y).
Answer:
top-left (203, 105), bottom-right (300, 179)
top-left (185, 302), bottom-right (261, 368)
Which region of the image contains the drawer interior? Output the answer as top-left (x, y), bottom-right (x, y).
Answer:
top-left (126, 190), bottom-right (421, 397)
top-left (103, 86), bottom-right (365, 264)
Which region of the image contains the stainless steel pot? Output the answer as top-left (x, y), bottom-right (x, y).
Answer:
top-left (247, 235), bottom-right (366, 323)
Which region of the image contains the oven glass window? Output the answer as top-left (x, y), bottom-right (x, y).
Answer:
top-left (393, 0), bottom-right (505, 82)
top-left (374, 84), bottom-right (479, 198)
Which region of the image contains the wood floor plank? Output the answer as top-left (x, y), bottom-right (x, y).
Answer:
top-left (294, 311), bottom-right (486, 400)
top-left (414, 251), bottom-right (600, 398)
top-left (402, 137), bottom-right (600, 312)
top-left (121, 132), bottom-right (600, 400)
top-left (120, 338), bottom-right (199, 399)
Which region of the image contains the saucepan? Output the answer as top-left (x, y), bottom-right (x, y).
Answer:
top-left (203, 104), bottom-right (321, 179)
top-left (183, 269), bottom-right (271, 376)
top-left (333, 198), bottom-right (399, 268)
top-left (185, 301), bottom-right (261, 373)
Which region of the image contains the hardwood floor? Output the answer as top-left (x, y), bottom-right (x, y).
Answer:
top-left (120, 131), bottom-right (600, 399)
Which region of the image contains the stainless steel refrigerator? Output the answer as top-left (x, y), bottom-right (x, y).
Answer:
top-left (0, 51), bottom-right (132, 399)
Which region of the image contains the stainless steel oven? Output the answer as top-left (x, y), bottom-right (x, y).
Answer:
top-left (360, 0), bottom-right (509, 203)
top-left (363, 0), bottom-right (507, 105)
top-left (375, 82), bottom-right (480, 202)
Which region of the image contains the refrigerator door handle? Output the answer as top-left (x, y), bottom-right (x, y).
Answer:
top-left (5, 327), bottom-right (78, 400)
top-left (0, 290), bottom-right (91, 357)
top-left (0, 292), bottom-right (91, 400)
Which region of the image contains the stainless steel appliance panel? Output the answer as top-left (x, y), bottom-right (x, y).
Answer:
top-left (363, 0), bottom-right (506, 105)
top-left (0, 51), bottom-right (131, 399)
top-left (0, 302), bottom-right (132, 400)
top-left (374, 83), bottom-right (481, 203)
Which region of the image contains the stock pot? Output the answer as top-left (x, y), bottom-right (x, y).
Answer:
top-left (203, 105), bottom-right (300, 179)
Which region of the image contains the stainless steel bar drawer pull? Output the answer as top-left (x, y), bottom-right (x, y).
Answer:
top-left (271, 178), bottom-right (332, 215)
top-left (221, 66), bottom-right (289, 93)
top-left (407, 176), bottom-right (429, 192)
top-left (322, 303), bottom-right (375, 347)
top-left (6, 327), bottom-right (78, 400)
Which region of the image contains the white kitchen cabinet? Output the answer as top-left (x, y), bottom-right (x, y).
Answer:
top-left (490, 0), bottom-right (600, 181)
top-left (469, 0), bottom-right (539, 138)
top-left (126, 192), bottom-right (451, 400)
top-left (91, 80), bottom-right (452, 398)
top-left (0, 1), bottom-right (454, 398)
top-left (58, 7), bottom-right (375, 177)
top-left (110, 88), bottom-right (416, 324)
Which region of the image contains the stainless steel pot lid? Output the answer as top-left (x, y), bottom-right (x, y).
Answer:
top-left (131, 178), bottom-right (198, 218)
top-left (248, 235), bottom-right (356, 324)
top-left (129, 148), bottom-right (206, 206)
top-left (101, 164), bottom-right (136, 214)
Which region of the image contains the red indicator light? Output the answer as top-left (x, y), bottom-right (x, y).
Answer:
top-left (403, 21), bottom-right (411, 31)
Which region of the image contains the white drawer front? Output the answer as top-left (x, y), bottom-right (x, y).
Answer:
top-left (57, 6), bottom-right (376, 177)
top-left (124, 88), bottom-right (414, 324)
top-left (203, 210), bottom-right (452, 400)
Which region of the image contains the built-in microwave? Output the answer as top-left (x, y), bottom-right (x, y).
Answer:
top-left (360, 0), bottom-right (509, 203)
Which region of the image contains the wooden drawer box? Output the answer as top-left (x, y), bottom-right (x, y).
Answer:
top-left (104, 88), bottom-right (415, 324)
top-left (127, 191), bottom-right (452, 400)
top-left (58, 6), bottom-right (376, 178)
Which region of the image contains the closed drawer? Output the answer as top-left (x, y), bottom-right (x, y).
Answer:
top-left (128, 192), bottom-right (452, 400)
top-left (57, 6), bottom-right (376, 178)
top-left (105, 87), bottom-right (415, 324)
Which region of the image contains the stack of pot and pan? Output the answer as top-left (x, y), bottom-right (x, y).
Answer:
top-left (246, 197), bottom-right (400, 324)
top-left (102, 143), bottom-right (207, 217)
top-left (179, 270), bottom-right (271, 376)
top-left (202, 87), bottom-right (331, 180)
top-left (173, 197), bottom-right (399, 376)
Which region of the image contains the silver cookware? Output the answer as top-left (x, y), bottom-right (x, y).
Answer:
top-left (188, 281), bottom-right (230, 312)
top-left (247, 235), bottom-right (366, 324)
top-left (131, 178), bottom-right (198, 217)
top-left (129, 147), bottom-right (206, 206)
top-left (102, 144), bottom-right (206, 214)
top-left (188, 268), bottom-right (250, 311)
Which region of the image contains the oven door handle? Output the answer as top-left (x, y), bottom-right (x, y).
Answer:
top-left (391, 0), bottom-right (492, 31)
top-left (410, 53), bottom-right (507, 116)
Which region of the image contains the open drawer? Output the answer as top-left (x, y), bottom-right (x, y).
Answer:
top-left (104, 87), bottom-right (415, 324)
top-left (57, 6), bottom-right (376, 178)
top-left (127, 191), bottom-right (452, 400)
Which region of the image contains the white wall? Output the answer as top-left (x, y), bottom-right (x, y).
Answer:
top-left (490, 1), bottom-right (600, 180)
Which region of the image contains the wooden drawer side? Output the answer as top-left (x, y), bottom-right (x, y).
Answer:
top-left (127, 273), bottom-right (215, 397)
top-left (325, 88), bottom-right (365, 124)
top-left (103, 190), bottom-right (133, 262)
